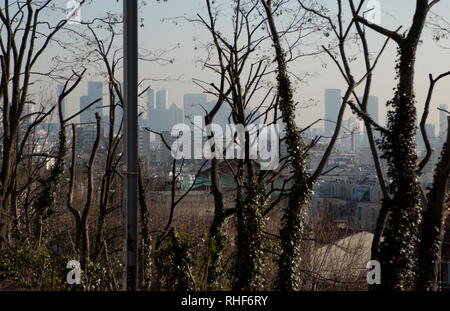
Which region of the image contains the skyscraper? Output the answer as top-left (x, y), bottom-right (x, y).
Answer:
top-left (148, 88), bottom-right (155, 109)
top-left (417, 123), bottom-right (437, 151)
top-left (356, 96), bottom-right (379, 125)
top-left (168, 103), bottom-right (183, 126)
top-left (80, 81), bottom-right (103, 124)
top-left (183, 93), bottom-right (207, 124)
top-left (440, 104), bottom-right (449, 138)
top-left (156, 88), bottom-right (168, 111)
top-left (207, 100), bottom-right (232, 129)
top-left (112, 87), bottom-right (124, 135)
top-left (358, 95), bottom-right (380, 147)
top-left (57, 84), bottom-right (68, 121)
top-left (147, 88), bottom-right (155, 125)
top-left (426, 123), bottom-right (436, 138)
top-left (345, 117), bottom-right (359, 152)
top-left (146, 88), bottom-right (183, 133)
top-left (80, 96), bottom-right (90, 123)
top-left (367, 96), bottom-right (379, 125)
top-left (324, 89), bottom-right (341, 137)
top-left (78, 82), bottom-right (103, 153)
top-left (184, 94), bottom-right (207, 159)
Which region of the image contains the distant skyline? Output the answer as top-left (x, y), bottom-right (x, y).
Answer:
top-left (39, 0), bottom-right (450, 129)
top-left (56, 82), bottom-right (448, 138)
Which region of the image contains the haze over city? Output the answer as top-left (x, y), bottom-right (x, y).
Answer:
top-left (41, 0), bottom-right (450, 128)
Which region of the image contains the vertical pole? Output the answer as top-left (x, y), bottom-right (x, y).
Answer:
top-left (124, 0), bottom-right (138, 291)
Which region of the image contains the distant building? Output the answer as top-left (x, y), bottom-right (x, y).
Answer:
top-left (358, 96), bottom-right (379, 148)
top-left (156, 88), bottom-right (168, 111)
top-left (207, 100), bottom-right (232, 129)
top-left (417, 123), bottom-right (438, 152)
top-left (343, 117), bottom-right (359, 152)
top-left (147, 88), bottom-right (183, 133)
top-left (80, 81), bottom-right (103, 124)
top-left (57, 84), bottom-right (69, 121)
top-left (311, 178), bottom-right (382, 232)
top-left (168, 104), bottom-right (184, 129)
top-left (147, 88), bottom-right (155, 118)
top-left (324, 89), bottom-right (341, 137)
top-left (139, 127), bottom-right (150, 162)
top-left (77, 82), bottom-right (104, 152)
top-left (440, 104), bottom-right (449, 138)
top-left (184, 93), bottom-right (207, 125)
top-left (426, 123), bottom-right (436, 138)
top-left (367, 96), bottom-right (379, 125)
top-left (76, 124), bottom-right (101, 153)
top-left (160, 130), bottom-right (178, 163)
top-left (184, 94), bottom-right (207, 159)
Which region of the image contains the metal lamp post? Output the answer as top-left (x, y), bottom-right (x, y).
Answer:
top-left (124, 0), bottom-right (139, 291)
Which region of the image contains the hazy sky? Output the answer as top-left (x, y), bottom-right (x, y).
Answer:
top-left (48, 0), bottom-right (450, 130)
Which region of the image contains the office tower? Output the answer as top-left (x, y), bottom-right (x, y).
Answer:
top-left (146, 88), bottom-right (184, 135)
top-left (168, 103), bottom-right (183, 126)
top-left (113, 103), bottom-right (124, 135)
top-left (78, 82), bottom-right (103, 152)
top-left (324, 89), bottom-right (341, 137)
top-left (100, 82), bottom-right (123, 135)
top-left (357, 95), bottom-right (380, 147)
top-left (147, 88), bottom-right (155, 110)
top-left (160, 131), bottom-right (178, 163)
top-left (440, 104), bottom-right (449, 138)
top-left (345, 117), bottom-right (359, 152)
top-left (147, 88), bottom-right (155, 127)
top-left (101, 80), bottom-right (123, 135)
top-left (148, 89), bottom-right (161, 132)
top-left (417, 123), bottom-right (436, 151)
top-left (426, 123), bottom-right (435, 138)
top-left (56, 84), bottom-right (68, 120)
top-left (356, 96), bottom-right (379, 125)
top-left (88, 81), bottom-right (103, 103)
top-left (139, 124), bottom-right (150, 161)
top-left (156, 88), bottom-right (168, 111)
top-left (184, 94), bottom-right (207, 159)
top-left (208, 100), bottom-right (233, 129)
top-left (184, 93), bottom-right (207, 124)
top-left (80, 96), bottom-right (90, 124)
top-left (367, 96), bottom-right (379, 125)
top-left (154, 88), bottom-right (171, 132)
top-left (80, 81), bottom-right (103, 124)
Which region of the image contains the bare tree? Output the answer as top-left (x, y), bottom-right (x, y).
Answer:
top-left (351, 0), bottom-right (442, 290)
top-left (417, 115), bottom-right (450, 290)
top-left (0, 0), bottom-right (85, 246)
top-left (260, 0), bottom-right (388, 290)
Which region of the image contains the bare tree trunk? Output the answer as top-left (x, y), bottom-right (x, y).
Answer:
top-left (0, 0), bottom-right (86, 248)
top-left (262, 0), bottom-right (317, 290)
top-left (355, 0), bottom-right (433, 290)
top-left (80, 113), bottom-right (102, 270)
top-left (67, 125), bottom-right (82, 253)
top-left (417, 116), bottom-right (450, 290)
top-left (94, 82), bottom-right (122, 259)
top-left (204, 96), bottom-right (230, 289)
top-left (138, 163), bottom-right (152, 291)
top-left (377, 46), bottom-right (422, 291)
